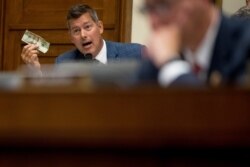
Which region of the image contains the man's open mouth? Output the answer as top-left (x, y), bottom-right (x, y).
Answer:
top-left (82, 42), bottom-right (92, 47)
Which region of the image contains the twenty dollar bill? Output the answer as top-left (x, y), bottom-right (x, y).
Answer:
top-left (21, 30), bottom-right (50, 53)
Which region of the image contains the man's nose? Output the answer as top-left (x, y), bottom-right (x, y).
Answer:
top-left (80, 29), bottom-right (87, 39)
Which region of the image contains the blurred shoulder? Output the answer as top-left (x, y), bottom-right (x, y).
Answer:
top-left (222, 14), bottom-right (250, 35)
top-left (105, 40), bottom-right (144, 50)
top-left (232, 6), bottom-right (250, 18)
top-left (105, 40), bottom-right (145, 59)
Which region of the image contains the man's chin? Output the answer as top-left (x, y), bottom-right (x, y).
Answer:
top-left (79, 49), bottom-right (94, 55)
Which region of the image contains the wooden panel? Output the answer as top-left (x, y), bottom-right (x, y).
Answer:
top-left (0, 0), bottom-right (4, 70)
top-left (8, 0), bottom-right (106, 25)
top-left (2, 0), bottom-right (133, 71)
top-left (0, 87), bottom-right (250, 166)
top-left (3, 31), bottom-right (23, 70)
top-left (119, 0), bottom-right (133, 42)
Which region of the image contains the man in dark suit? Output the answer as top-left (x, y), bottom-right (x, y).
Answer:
top-left (56, 41), bottom-right (142, 64)
top-left (138, 0), bottom-right (250, 87)
top-left (21, 4), bottom-right (143, 71)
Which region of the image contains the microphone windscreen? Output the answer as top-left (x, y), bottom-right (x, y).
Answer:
top-left (84, 53), bottom-right (93, 60)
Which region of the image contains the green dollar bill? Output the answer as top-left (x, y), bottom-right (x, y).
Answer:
top-left (21, 30), bottom-right (50, 53)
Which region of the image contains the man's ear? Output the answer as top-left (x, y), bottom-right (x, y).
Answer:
top-left (97, 20), bottom-right (104, 34)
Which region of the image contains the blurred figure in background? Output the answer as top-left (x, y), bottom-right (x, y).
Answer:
top-left (232, 0), bottom-right (250, 19)
top-left (138, 0), bottom-right (250, 87)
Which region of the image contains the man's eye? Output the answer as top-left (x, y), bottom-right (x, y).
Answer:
top-left (84, 25), bottom-right (92, 30)
top-left (72, 29), bottom-right (80, 34)
top-left (74, 29), bottom-right (80, 33)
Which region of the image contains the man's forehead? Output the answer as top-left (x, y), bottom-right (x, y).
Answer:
top-left (70, 13), bottom-right (93, 23)
top-left (68, 14), bottom-right (95, 28)
top-left (145, 0), bottom-right (179, 6)
top-left (146, 0), bottom-right (165, 4)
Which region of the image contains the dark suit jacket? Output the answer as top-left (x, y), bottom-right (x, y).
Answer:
top-left (55, 41), bottom-right (143, 63)
top-left (138, 15), bottom-right (250, 86)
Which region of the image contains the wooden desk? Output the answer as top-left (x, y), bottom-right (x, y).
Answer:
top-left (0, 86), bottom-right (250, 166)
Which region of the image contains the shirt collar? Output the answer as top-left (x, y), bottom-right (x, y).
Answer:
top-left (95, 40), bottom-right (107, 64)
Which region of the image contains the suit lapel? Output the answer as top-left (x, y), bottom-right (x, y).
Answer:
top-left (106, 41), bottom-right (118, 59)
top-left (208, 15), bottom-right (230, 85)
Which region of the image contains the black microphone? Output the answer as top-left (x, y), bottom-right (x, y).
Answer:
top-left (84, 53), bottom-right (93, 60)
top-left (84, 53), bottom-right (100, 64)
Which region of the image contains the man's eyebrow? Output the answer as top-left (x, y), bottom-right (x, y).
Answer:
top-left (83, 21), bottom-right (93, 25)
top-left (70, 26), bottom-right (79, 30)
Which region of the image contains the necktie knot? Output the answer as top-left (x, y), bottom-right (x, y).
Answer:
top-left (84, 53), bottom-right (100, 64)
top-left (193, 62), bottom-right (202, 75)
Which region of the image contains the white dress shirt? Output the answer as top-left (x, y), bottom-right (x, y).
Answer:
top-left (95, 40), bottom-right (107, 64)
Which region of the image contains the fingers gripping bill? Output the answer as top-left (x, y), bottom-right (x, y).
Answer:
top-left (21, 30), bottom-right (50, 53)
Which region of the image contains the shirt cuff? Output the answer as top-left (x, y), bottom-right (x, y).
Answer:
top-left (158, 60), bottom-right (191, 87)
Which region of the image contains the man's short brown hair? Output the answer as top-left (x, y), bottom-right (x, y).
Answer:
top-left (67, 4), bottom-right (99, 28)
